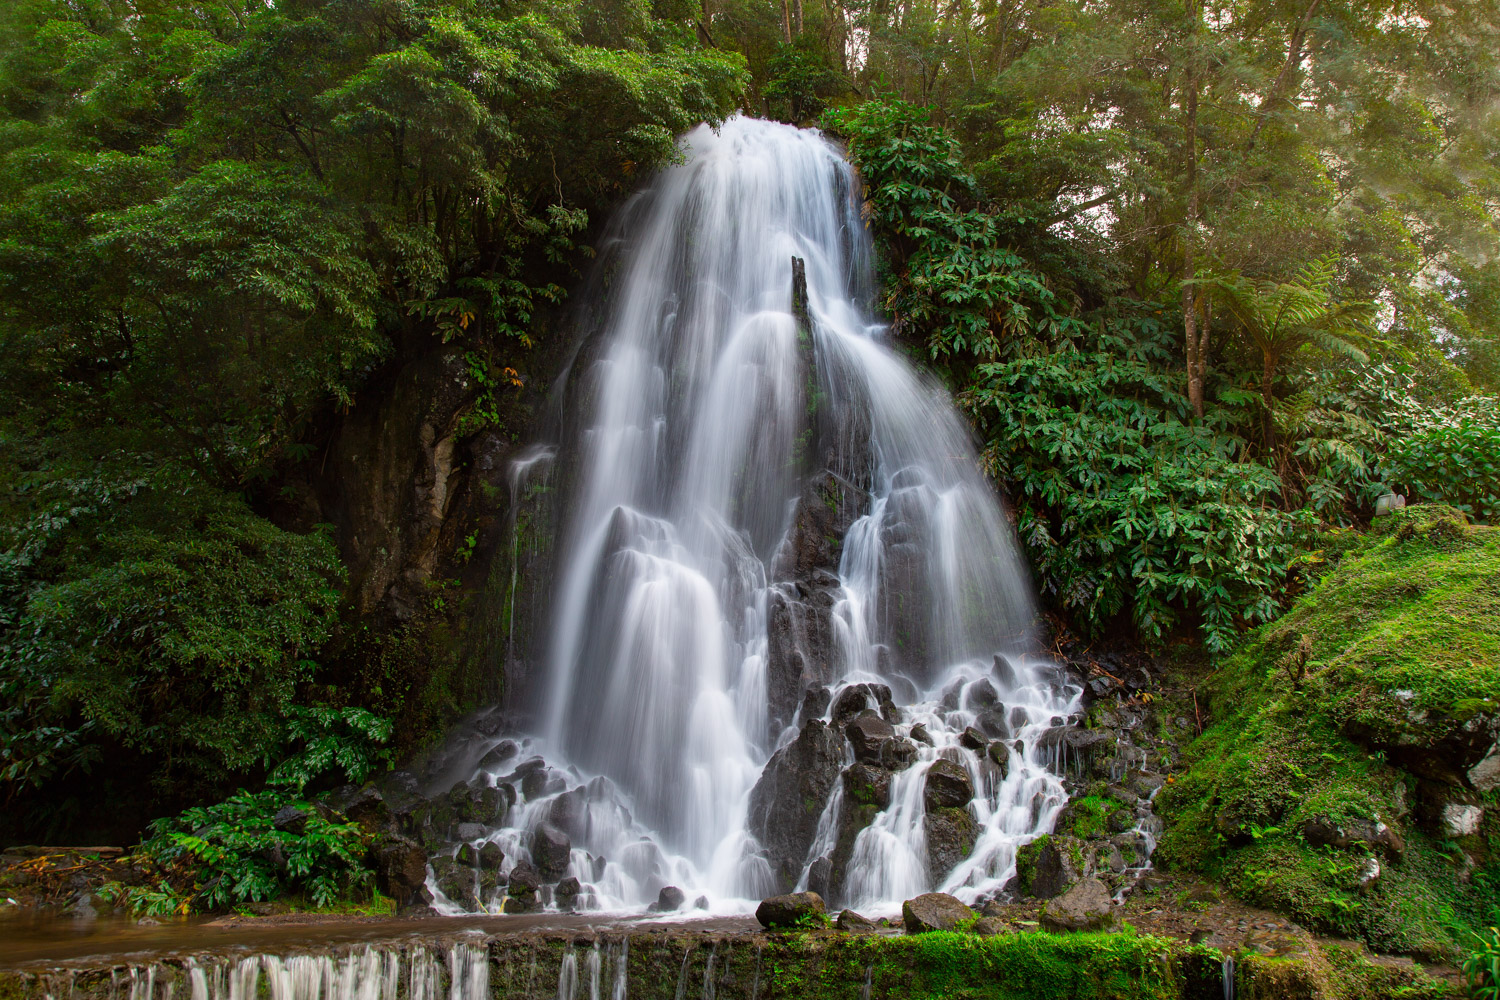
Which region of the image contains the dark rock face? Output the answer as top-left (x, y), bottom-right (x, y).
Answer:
top-left (478, 842), bottom-right (503, 870)
top-left (902, 892), bottom-right (974, 933)
top-left (654, 886), bottom-right (686, 911)
top-left (1037, 727), bottom-right (1116, 776)
top-left (844, 763), bottom-right (891, 809)
top-left (846, 712), bottom-right (896, 763)
top-left (766, 581), bottom-right (841, 737)
top-left (756, 891), bottom-right (826, 929)
top-left (507, 862), bottom-right (541, 896)
top-left (805, 856), bottom-right (833, 900)
top-left (431, 856), bottom-right (478, 910)
top-left (836, 908), bottom-right (878, 932)
top-left (556, 876), bottom-right (582, 910)
top-left (924, 759), bottom-right (974, 810)
top-left (800, 685), bottom-right (832, 722)
top-left (1014, 835), bottom-right (1094, 899)
top-left (1040, 877), bottom-right (1114, 931)
top-left (373, 836), bottom-right (429, 908)
top-left (748, 719), bottom-right (844, 892)
top-left (924, 807), bottom-right (978, 883)
top-left (272, 804), bottom-right (309, 835)
top-left (531, 823), bottom-right (571, 878)
top-left (831, 684), bottom-right (897, 727)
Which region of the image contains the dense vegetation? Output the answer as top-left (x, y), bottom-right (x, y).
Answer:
top-left (0, 0), bottom-right (743, 839)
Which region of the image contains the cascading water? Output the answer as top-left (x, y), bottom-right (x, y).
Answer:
top-left (434, 116), bottom-right (1083, 916)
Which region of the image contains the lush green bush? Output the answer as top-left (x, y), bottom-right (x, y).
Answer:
top-left (1464, 926), bottom-right (1500, 1000)
top-left (0, 467), bottom-right (343, 802)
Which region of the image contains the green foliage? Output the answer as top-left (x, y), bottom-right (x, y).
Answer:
top-left (1463, 926), bottom-right (1500, 1000)
top-left (1156, 509), bottom-right (1500, 956)
top-left (824, 100), bottom-right (1083, 364)
top-left (0, 0), bottom-right (745, 836)
top-left (113, 786), bottom-right (371, 914)
top-left (0, 469), bottom-right (343, 802)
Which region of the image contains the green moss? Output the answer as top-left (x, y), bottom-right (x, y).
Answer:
top-left (1157, 506), bottom-right (1500, 956)
top-left (1064, 796), bottom-right (1127, 839)
top-left (0, 930), bottom-right (1452, 1000)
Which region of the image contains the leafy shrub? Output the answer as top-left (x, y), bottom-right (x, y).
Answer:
top-left (1464, 926), bottom-right (1500, 1000)
top-left (0, 467), bottom-right (343, 802)
top-left (108, 787), bottom-right (371, 914)
top-left (101, 705), bottom-right (390, 914)
top-left (963, 323), bottom-right (1312, 651)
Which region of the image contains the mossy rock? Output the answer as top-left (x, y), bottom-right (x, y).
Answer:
top-left (1157, 506), bottom-right (1500, 957)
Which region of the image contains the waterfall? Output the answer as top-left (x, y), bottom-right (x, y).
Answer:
top-left (440, 116), bottom-right (1078, 916)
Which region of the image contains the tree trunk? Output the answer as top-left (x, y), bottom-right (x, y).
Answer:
top-left (1262, 350), bottom-right (1277, 450)
top-left (782, 0), bottom-right (793, 43)
top-left (1181, 0), bottom-right (1204, 418)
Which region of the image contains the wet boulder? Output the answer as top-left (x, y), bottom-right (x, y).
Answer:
top-left (992, 654), bottom-right (1021, 690)
top-left (373, 835), bottom-right (429, 908)
top-left (653, 886), bottom-right (686, 912)
top-left (1014, 835), bottom-right (1094, 899)
top-left (521, 766), bottom-right (565, 801)
top-left (973, 916), bottom-right (1011, 936)
top-left (549, 786), bottom-right (589, 840)
top-left (748, 719), bottom-right (844, 891)
top-left (800, 685), bottom-right (832, 722)
top-left (909, 723), bottom-right (935, 746)
top-left (1040, 877), bottom-right (1115, 932)
top-left (960, 727), bottom-right (987, 751)
top-left (555, 876), bottom-right (582, 911)
top-left (902, 892), bottom-right (974, 933)
top-left (532, 822), bottom-right (572, 878)
top-left (832, 683), bottom-right (897, 727)
top-left (924, 759), bottom-right (974, 810)
top-left (1036, 727), bottom-right (1116, 777)
top-left (844, 763), bottom-right (891, 809)
top-left (880, 738), bottom-right (919, 770)
top-left (964, 678), bottom-right (1001, 711)
top-left (846, 712), bottom-right (896, 763)
top-left (836, 908), bottom-right (878, 932)
top-left (432, 856), bottom-right (478, 911)
top-left (478, 740), bottom-right (519, 771)
top-left (478, 842), bottom-right (504, 870)
top-left (986, 742), bottom-right (1011, 776)
top-left (975, 710), bottom-right (1012, 740)
top-left (805, 856), bottom-right (833, 900)
top-left (756, 891), bottom-right (826, 929)
top-left (924, 807), bottom-right (978, 883)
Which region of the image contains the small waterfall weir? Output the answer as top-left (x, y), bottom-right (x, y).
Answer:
top-left (435, 117), bottom-right (1080, 916)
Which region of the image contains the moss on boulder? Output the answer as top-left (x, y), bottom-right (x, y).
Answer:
top-left (1157, 505), bottom-right (1500, 957)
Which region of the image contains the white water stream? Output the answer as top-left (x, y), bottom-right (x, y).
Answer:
top-left (434, 117), bottom-right (1078, 916)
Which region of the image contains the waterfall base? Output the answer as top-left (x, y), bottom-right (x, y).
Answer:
top-left (0, 895), bottom-right (1447, 1000)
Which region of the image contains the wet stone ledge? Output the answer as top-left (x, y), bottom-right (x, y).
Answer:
top-left (0, 925), bottom-right (1453, 1000)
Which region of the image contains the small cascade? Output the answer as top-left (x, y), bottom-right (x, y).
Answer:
top-left (1222, 956), bottom-right (1236, 1000)
top-left (95, 943), bottom-right (493, 1000)
top-left (611, 939), bottom-right (629, 1000)
top-left (555, 949), bottom-right (578, 1000)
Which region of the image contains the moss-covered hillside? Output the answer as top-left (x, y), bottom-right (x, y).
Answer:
top-left (1158, 503), bottom-right (1500, 959)
top-left (1157, 505), bottom-right (1500, 957)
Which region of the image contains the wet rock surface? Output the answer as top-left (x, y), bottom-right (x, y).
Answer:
top-left (756, 891), bottom-right (826, 929)
top-left (1040, 877), bottom-right (1115, 931)
top-left (901, 892), bottom-right (974, 933)
top-left (747, 720), bottom-right (844, 892)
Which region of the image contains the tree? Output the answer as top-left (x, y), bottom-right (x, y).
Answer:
top-left (1202, 257), bottom-right (1378, 446)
